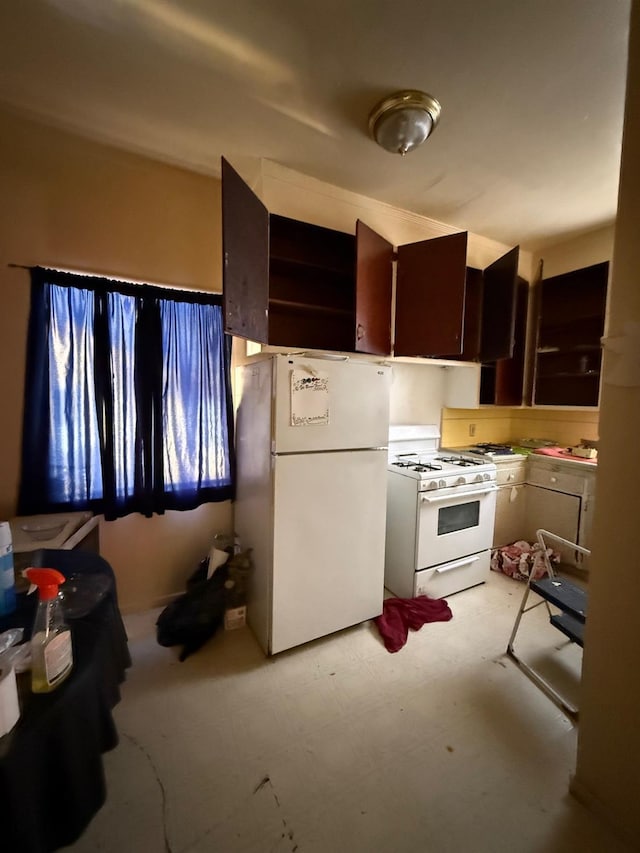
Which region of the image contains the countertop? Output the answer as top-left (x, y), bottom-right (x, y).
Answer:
top-left (449, 445), bottom-right (598, 470)
top-left (527, 450), bottom-right (598, 473)
top-left (531, 447), bottom-right (597, 465)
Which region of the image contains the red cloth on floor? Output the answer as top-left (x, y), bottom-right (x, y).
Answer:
top-left (374, 595), bottom-right (453, 653)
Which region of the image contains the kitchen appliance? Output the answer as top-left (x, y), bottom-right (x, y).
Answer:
top-left (384, 425), bottom-right (497, 599)
top-left (442, 445), bottom-right (528, 548)
top-left (234, 353), bottom-right (391, 655)
top-left (517, 438), bottom-right (558, 449)
top-left (455, 442), bottom-right (519, 458)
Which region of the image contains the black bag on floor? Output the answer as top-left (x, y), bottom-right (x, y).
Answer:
top-left (156, 564), bottom-right (228, 661)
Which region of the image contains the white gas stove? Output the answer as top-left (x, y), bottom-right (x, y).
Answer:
top-left (388, 425), bottom-right (497, 491)
top-left (385, 425), bottom-right (498, 600)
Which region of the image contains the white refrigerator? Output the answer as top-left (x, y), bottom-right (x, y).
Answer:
top-left (234, 353), bottom-right (391, 654)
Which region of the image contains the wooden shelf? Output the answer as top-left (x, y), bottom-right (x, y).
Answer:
top-left (534, 375), bottom-right (600, 406)
top-left (537, 344), bottom-right (601, 354)
top-left (269, 214), bottom-right (355, 276)
top-left (269, 298), bottom-right (352, 318)
top-left (537, 371), bottom-right (600, 379)
top-left (269, 310), bottom-right (352, 353)
top-left (539, 331), bottom-right (603, 351)
top-left (270, 254), bottom-right (353, 279)
top-left (533, 261), bottom-right (608, 407)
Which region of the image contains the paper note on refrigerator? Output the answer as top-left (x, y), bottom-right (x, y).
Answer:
top-left (291, 368), bottom-right (330, 426)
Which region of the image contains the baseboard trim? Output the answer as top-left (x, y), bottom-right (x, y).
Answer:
top-left (120, 590), bottom-right (181, 615)
top-left (570, 774), bottom-right (639, 849)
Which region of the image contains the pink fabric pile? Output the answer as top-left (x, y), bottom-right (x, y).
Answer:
top-left (490, 540), bottom-right (559, 582)
top-left (374, 595), bottom-right (453, 653)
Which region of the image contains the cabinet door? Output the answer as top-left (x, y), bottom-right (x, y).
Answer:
top-left (493, 277), bottom-right (529, 405)
top-left (460, 267), bottom-right (484, 361)
top-left (493, 484), bottom-right (526, 548)
top-left (523, 485), bottom-right (581, 565)
top-left (480, 246), bottom-right (519, 361)
top-left (355, 220), bottom-right (393, 355)
top-left (394, 232), bottom-right (467, 357)
top-left (221, 158), bottom-right (270, 343)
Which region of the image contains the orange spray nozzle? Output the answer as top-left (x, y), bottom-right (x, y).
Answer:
top-left (23, 568), bottom-right (66, 600)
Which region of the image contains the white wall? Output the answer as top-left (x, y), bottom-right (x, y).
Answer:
top-left (0, 107), bottom-right (232, 612)
top-left (389, 363), bottom-right (447, 425)
top-left (570, 3), bottom-right (640, 844)
top-left (536, 224), bottom-right (615, 278)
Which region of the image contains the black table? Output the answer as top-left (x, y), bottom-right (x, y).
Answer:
top-left (0, 577), bottom-right (131, 852)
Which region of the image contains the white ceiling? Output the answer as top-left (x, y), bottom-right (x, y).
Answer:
top-left (0, 0), bottom-right (631, 250)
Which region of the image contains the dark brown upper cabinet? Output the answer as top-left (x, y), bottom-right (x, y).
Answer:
top-left (222, 158), bottom-right (392, 355)
top-left (222, 158), bottom-right (472, 358)
top-left (355, 221), bottom-right (394, 355)
top-left (449, 246), bottom-right (521, 363)
top-left (456, 267), bottom-right (484, 361)
top-left (480, 276), bottom-right (529, 405)
top-left (394, 232), bottom-right (468, 357)
top-left (479, 246), bottom-right (520, 362)
top-left (221, 158), bottom-right (270, 344)
top-left (532, 261), bottom-right (608, 406)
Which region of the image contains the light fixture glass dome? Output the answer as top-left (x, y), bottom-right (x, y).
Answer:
top-left (368, 90), bottom-right (442, 155)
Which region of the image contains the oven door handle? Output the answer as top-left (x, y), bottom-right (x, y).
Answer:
top-left (420, 485), bottom-right (497, 503)
top-left (435, 555), bottom-right (481, 573)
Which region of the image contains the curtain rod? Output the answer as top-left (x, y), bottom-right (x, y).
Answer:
top-left (7, 263), bottom-right (216, 296)
top-left (8, 263), bottom-right (221, 306)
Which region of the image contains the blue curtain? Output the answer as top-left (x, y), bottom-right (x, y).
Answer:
top-left (19, 268), bottom-right (234, 520)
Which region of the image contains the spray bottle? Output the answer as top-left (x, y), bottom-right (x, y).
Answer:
top-left (23, 568), bottom-right (73, 693)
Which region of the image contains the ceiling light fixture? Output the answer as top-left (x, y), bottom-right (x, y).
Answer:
top-left (368, 90), bottom-right (442, 155)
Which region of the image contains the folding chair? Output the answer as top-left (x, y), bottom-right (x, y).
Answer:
top-left (506, 529), bottom-right (590, 721)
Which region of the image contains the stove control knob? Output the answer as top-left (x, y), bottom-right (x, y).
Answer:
top-left (483, 473), bottom-right (491, 481)
top-left (456, 476), bottom-right (466, 486)
top-left (427, 480), bottom-right (438, 491)
top-left (438, 479), bottom-right (446, 489)
top-left (474, 473), bottom-right (483, 483)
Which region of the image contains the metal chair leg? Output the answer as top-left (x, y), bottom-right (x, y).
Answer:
top-left (504, 529), bottom-right (590, 722)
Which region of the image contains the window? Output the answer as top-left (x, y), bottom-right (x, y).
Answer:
top-left (19, 268), bottom-right (234, 520)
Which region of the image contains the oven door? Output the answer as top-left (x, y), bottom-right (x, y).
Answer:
top-left (416, 484), bottom-right (497, 569)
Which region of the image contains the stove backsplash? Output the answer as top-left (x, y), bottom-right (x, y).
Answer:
top-left (440, 408), bottom-right (599, 450)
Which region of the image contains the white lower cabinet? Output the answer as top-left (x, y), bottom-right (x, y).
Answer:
top-left (493, 484), bottom-right (527, 547)
top-left (522, 456), bottom-right (596, 570)
top-left (522, 485), bottom-right (582, 563)
top-left (492, 458), bottom-right (528, 548)
top-left (491, 455), bottom-right (597, 572)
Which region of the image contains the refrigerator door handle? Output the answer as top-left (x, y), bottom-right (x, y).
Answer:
top-left (299, 352), bottom-right (350, 361)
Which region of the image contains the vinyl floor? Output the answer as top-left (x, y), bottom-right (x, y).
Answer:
top-left (66, 569), bottom-right (631, 853)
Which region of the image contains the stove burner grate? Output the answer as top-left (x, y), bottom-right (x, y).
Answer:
top-left (436, 455), bottom-right (483, 467)
top-left (470, 443), bottom-right (516, 456)
top-left (413, 463), bottom-right (443, 473)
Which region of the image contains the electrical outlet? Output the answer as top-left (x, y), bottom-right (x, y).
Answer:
top-left (469, 423), bottom-right (476, 437)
